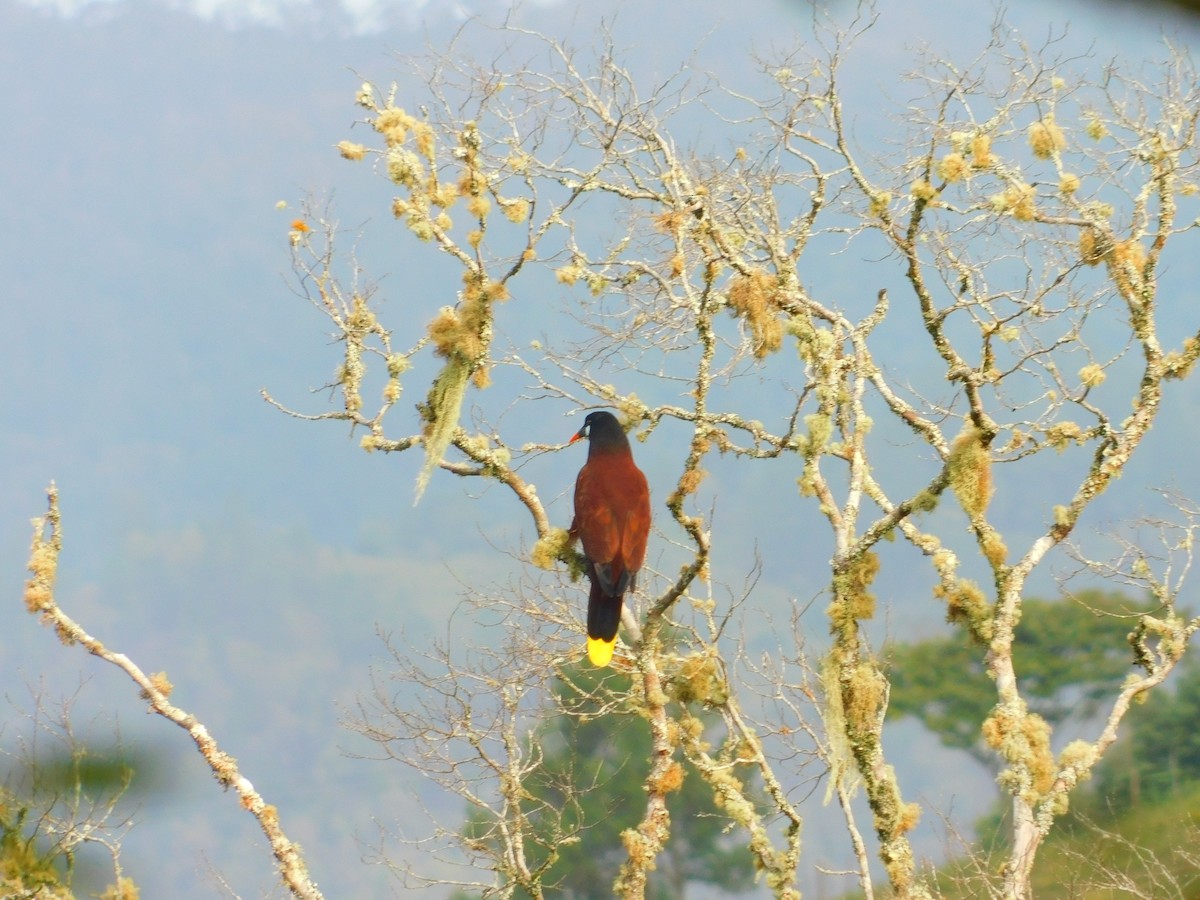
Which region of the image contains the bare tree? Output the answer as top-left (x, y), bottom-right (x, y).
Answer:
top-left (259, 11), bottom-right (1200, 899)
top-left (20, 8), bottom-right (1200, 900)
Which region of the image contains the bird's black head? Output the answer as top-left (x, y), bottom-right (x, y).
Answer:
top-left (570, 410), bottom-right (630, 453)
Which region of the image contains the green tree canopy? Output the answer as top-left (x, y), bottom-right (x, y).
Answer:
top-left (888, 591), bottom-right (1151, 763)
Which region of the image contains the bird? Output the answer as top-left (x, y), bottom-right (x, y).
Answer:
top-left (569, 411), bottom-right (651, 667)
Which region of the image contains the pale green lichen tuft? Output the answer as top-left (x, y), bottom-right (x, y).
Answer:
top-left (828, 551), bottom-right (880, 634)
top-left (936, 578), bottom-right (993, 643)
top-left (910, 179), bottom-right (938, 202)
top-left (983, 706), bottom-right (1056, 804)
top-left (667, 654), bottom-right (728, 706)
top-left (530, 528), bottom-right (572, 571)
top-left (1079, 363), bottom-right (1106, 387)
top-left (1028, 117), bottom-right (1067, 159)
top-left (1044, 421), bottom-right (1084, 452)
top-left (414, 356), bottom-right (471, 504)
top-left (726, 269), bottom-right (786, 358)
top-left (937, 153), bottom-right (970, 183)
top-left (946, 426), bottom-right (992, 518)
top-left (1059, 739), bottom-right (1098, 777)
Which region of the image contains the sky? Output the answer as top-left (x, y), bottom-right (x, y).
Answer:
top-left (3, 0), bottom-right (1200, 897)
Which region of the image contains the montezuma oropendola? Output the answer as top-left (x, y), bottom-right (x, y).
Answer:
top-left (569, 411), bottom-right (651, 667)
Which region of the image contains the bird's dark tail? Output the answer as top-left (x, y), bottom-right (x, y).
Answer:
top-left (586, 579), bottom-right (623, 667)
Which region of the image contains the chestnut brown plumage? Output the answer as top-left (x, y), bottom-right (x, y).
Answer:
top-left (569, 411), bottom-right (651, 666)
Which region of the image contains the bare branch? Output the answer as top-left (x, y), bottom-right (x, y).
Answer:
top-left (21, 485), bottom-right (324, 900)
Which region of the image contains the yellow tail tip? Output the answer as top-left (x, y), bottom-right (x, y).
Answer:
top-left (587, 636), bottom-right (615, 667)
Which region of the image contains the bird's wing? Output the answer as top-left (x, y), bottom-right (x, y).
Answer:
top-left (573, 463), bottom-right (621, 566)
top-left (621, 467), bottom-right (651, 574)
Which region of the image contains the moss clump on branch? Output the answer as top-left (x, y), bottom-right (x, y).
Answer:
top-left (983, 706), bottom-right (1056, 804)
top-left (844, 659), bottom-right (887, 736)
top-left (667, 654), bottom-right (728, 706)
top-left (981, 531), bottom-right (1008, 569)
top-left (828, 550), bottom-right (880, 637)
top-left (530, 527), bottom-right (588, 583)
top-left (936, 578), bottom-right (994, 643)
top-left (1027, 117), bottom-right (1066, 159)
top-left (946, 426), bottom-right (992, 518)
top-left (726, 269), bottom-right (786, 358)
